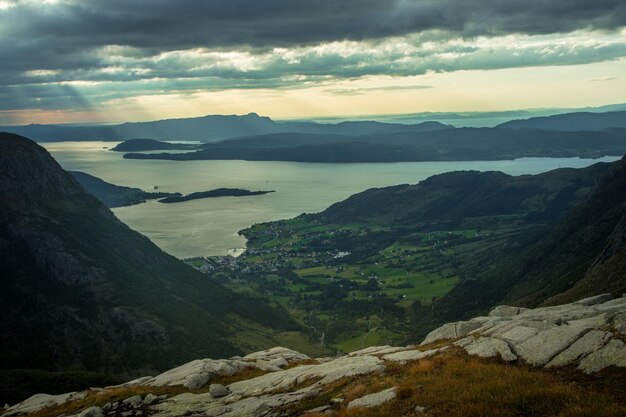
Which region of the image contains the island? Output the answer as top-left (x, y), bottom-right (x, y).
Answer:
top-left (111, 138), bottom-right (198, 152)
top-left (70, 171), bottom-right (180, 207)
top-left (70, 171), bottom-right (273, 206)
top-left (123, 127), bottom-right (626, 163)
top-left (158, 188), bottom-right (275, 203)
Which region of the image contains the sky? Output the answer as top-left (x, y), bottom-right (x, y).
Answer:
top-left (0, 0), bottom-right (625, 125)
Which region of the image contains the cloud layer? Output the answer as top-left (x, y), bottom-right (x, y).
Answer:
top-left (0, 0), bottom-right (625, 119)
top-left (3, 0), bottom-right (625, 52)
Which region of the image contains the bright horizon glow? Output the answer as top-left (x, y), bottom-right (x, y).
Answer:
top-left (0, 2), bottom-right (624, 125)
top-left (3, 58), bottom-right (625, 126)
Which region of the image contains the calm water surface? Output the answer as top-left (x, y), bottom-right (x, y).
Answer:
top-left (42, 141), bottom-right (619, 258)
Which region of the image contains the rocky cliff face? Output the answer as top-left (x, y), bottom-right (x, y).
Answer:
top-left (5, 294), bottom-right (626, 417)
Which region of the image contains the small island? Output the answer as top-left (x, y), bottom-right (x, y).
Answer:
top-left (158, 188), bottom-right (275, 203)
top-left (70, 171), bottom-right (181, 207)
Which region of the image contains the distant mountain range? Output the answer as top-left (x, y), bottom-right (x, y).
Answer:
top-left (0, 114), bottom-right (451, 142)
top-left (0, 133), bottom-right (304, 376)
top-left (296, 102), bottom-right (626, 127)
top-left (49, 109), bottom-right (620, 163)
top-left (498, 110), bottom-right (626, 131)
top-left (1, 108), bottom-right (624, 149)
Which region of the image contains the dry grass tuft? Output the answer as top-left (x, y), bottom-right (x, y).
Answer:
top-left (342, 383), bottom-right (369, 405)
top-left (338, 408), bottom-right (370, 417)
top-left (291, 351), bottom-right (626, 417)
top-left (395, 382), bottom-right (414, 400)
top-left (408, 359), bottom-right (436, 375)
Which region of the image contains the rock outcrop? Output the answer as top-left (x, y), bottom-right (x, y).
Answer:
top-left (3, 392), bottom-right (88, 416)
top-left (144, 347), bottom-right (309, 389)
top-left (5, 295), bottom-right (625, 417)
top-left (424, 293), bottom-right (626, 371)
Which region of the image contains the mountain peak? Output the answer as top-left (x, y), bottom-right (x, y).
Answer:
top-left (0, 132), bottom-right (87, 204)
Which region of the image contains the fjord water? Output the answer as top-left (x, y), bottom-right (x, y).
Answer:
top-left (43, 141), bottom-right (620, 258)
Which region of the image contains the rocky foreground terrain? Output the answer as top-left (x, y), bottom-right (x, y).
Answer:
top-left (4, 294), bottom-right (626, 417)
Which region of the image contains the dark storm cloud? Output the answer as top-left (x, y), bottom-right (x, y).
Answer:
top-left (0, 0), bottom-right (625, 116)
top-left (5, 0), bottom-right (626, 49)
top-left (5, 35), bottom-right (624, 86)
top-left (2, 0), bottom-right (625, 72)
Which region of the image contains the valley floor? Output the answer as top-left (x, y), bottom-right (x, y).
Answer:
top-left (188, 215), bottom-right (545, 353)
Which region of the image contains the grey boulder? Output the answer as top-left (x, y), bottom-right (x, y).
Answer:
top-left (122, 395), bottom-right (143, 406)
top-left (464, 337), bottom-right (517, 362)
top-left (209, 384), bottom-right (231, 398)
top-left (420, 321), bottom-right (482, 345)
top-left (78, 407), bottom-right (103, 417)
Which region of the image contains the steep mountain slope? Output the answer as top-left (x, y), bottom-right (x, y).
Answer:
top-left (0, 133), bottom-right (297, 375)
top-left (413, 156), bottom-right (626, 327)
top-left (498, 110), bottom-right (626, 131)
top-left (503, 155), bottom-right (626, 306)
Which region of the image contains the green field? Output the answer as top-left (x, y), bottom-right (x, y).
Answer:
top-left (226, 215), bottom-right (538, 353)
